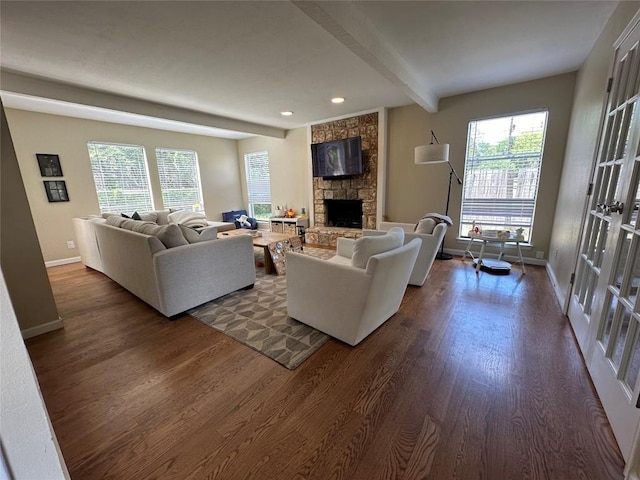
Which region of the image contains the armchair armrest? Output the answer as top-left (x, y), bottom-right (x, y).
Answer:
top-left (379, 222), bottom-right (416, 233)
top-left (336, 237), bottom-right (356, 259)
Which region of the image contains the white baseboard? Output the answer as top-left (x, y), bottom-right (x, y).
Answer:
top-left (45, 256), bottom-right (81, 268)
top-left (21, 318), bottom-right (64, 339)
top-left (545, 263), bottom-right (567, 312)
top-left (445, 248), bottom-right (547, 266)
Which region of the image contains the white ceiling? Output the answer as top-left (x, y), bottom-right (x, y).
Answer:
top-left (0, 1), bottom-right (619, 137)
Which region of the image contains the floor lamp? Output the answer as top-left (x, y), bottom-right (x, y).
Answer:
top-left (415, 130), bottom-right (462, 260)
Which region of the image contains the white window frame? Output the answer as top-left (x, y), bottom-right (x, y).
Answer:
top-left (459, 110), bottom-right (549, 243)
top-left (155, 147), bottom-right (205, 212)
top-left (244, 151), bottom-right (272, 220)
top-left (87, 141), bottom-right (154, 214)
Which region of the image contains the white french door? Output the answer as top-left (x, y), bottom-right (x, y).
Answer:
top-left (568, 15), bottom-right (640, 461)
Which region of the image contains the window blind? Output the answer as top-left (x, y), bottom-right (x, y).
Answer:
top-left (87, 142), bottom-right (153, 214)
top-left (156, 148), bottom-right (204, 212)
top-left (244, 151), bottom-right (272, 219)
top-left (460, 111), bottom-right (548, 242)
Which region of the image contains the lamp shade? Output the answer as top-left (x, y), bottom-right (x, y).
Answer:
top-left (415, 143), bottom-right (449, 164)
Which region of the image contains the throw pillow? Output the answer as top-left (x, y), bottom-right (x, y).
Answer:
top-left (179, 224), bottom-right (218, 243)
top-left (121, 213), bottom-right (130, 218)
top-left (130, 222), bottom-right (189, 248)
top-left (131, 211), bottom-right (142, 220)
top-left (137, 211), bottom-right (158, 223)
top-left (351, 227), bottom-right (405, 269)
top-left (415, 218), bottom-right (437, 234)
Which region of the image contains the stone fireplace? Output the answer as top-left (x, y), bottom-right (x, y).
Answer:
top-left (305, 112), bottom-right (379, 247)
top-left (325, 199), bottom-right (363, 229)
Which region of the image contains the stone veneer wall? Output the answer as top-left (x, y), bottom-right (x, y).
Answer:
top-left (311, 112), bottom-right (378, 230)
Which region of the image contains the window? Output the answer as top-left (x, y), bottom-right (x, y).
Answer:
top-left (156, 148), bottom-right (204, 212)
top-left (244, 151), bottom-right (272, 220)
top-left (87, 142), bottom-right (153, 214)
top-left (460, 111), bottom-right (549, 242)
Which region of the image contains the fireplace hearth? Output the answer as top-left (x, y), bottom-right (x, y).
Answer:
top-left (325, 199), bottom-right (363, 229)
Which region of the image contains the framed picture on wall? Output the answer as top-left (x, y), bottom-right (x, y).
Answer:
top-left (43, 180), bottom-right (69, 202)
top-left (36, 153), bottom-right (63, 177)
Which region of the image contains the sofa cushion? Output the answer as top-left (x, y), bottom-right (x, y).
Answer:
top-left (106, 215), bottom-right (128, 228)
top-left (415, 218), bottom-right (436, 234)
top-left (351, 227), bottom-right (404, 269)
top-left (106, 216), bottom-right (188, 248)
top-left (179, 224), bottom-right (218, 243)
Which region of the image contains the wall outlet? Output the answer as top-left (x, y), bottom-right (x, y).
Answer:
top-left (66, 240), bottom-right (75, 249)
top-left (536, 250), bottom-right (544, 259)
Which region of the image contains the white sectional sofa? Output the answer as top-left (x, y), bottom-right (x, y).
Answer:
top-left (73, 214), bottom-right (255, 317)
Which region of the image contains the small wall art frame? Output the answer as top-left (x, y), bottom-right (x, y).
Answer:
top-left (36, 153), bottom-right (63, 177)
top-left (43, 180), bottom-right (69, 202)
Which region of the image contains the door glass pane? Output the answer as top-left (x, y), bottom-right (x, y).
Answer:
top-left (595, 221), bottom-right (610, 269)
top-left (624, 238), bottom-right (640, 305)
top-left (606, 162), bottom-right (622, 204)
top-left (624, 323), bottom-right (640, 391)
top-left (601, 293), bottom-right (619, 347)
top-left (587, 217), bottom-right (602, 261)
top-left (606, 112), bottom-right (623, 162)
top-left (615, 231), bottom-right (634, 292)
top-left (585, 269), bottom-right (599, 315)
top-left (629, 170), bottom-right (640, 229)
top-left (575, 258), bottom-right (591, 306)
top-left (620, 103), bottom-right (637, 160)
top-left (625, 46), bottom-right (639, 100)
top-left (595, 165), bottom-right (612, 208)
top-left (612, 308), bottom-right (632, 369)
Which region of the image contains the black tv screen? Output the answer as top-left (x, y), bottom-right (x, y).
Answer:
top-left (311, 136), bottom-right (363, 178)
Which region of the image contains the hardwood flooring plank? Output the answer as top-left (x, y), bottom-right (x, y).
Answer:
top-left (24, 260), bottom-right (625, 479)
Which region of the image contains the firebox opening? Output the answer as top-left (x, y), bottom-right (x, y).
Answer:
top-left (325, 199), bottom-right (363, 229)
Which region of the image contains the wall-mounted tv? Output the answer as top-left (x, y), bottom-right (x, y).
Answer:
top-left (311, 136), bottom-right (363, 178)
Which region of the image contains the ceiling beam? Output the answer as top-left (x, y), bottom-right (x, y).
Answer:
top-left (0, 70), bottom-right (286, 139)
top-left (293, 0), bottom-right (439, 113)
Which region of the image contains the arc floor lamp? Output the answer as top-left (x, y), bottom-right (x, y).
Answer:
top-left (415, 130), bottom-right (462, 260)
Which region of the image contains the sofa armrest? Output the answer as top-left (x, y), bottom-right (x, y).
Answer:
top-left (153, 235), bottom-right (256, 316)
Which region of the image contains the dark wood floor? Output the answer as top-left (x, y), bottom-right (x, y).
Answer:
top-left (27, 257), bottom-right (625, 479)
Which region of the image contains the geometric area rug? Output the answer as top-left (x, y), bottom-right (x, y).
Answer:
top-left (188, 246), bottom-right (334, 369)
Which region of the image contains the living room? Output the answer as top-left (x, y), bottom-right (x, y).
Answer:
top-left (2, 1), bottom-right (640, 478)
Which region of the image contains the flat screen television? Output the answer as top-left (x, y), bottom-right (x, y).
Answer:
top-left (311, 136), bottom-right (363, 178)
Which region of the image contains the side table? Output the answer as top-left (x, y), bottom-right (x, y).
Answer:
top-left (462, 233), bottom-right (526, 274)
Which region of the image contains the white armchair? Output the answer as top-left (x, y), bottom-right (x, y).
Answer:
top-left (363, 220), bottom-right (448, 286)
top-left (286, 229), bottom-right (421, 346)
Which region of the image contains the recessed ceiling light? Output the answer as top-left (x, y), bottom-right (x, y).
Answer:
top-left (331, 97), bottom-right (345, 104)
top-left (280, 111), bottom-right (293, 116)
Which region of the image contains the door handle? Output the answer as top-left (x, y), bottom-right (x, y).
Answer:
top-left (597, 201), bottom-right (624, 214)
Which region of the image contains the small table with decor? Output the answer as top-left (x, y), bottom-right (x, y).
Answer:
top-left (218, 229), bottom-right (302, 275)
top-left (462, 231), bottom-right (526, 274)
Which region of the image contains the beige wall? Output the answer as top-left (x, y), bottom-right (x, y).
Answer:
top-left (237, 126), bottom-right (310, 216)
top-left (0, 104), bottom-right (59, 333)
top-left (4, 109), bottom-right (243, 262)
top-left (548, 3), bottom-right (640, 308)
top-left (387, 72), bottom-right (577, 261)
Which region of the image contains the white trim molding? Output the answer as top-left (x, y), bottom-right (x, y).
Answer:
top-left (45, 257), bottom-right (81, 268)
top-left (21, 317), bottom-right (64, 339)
